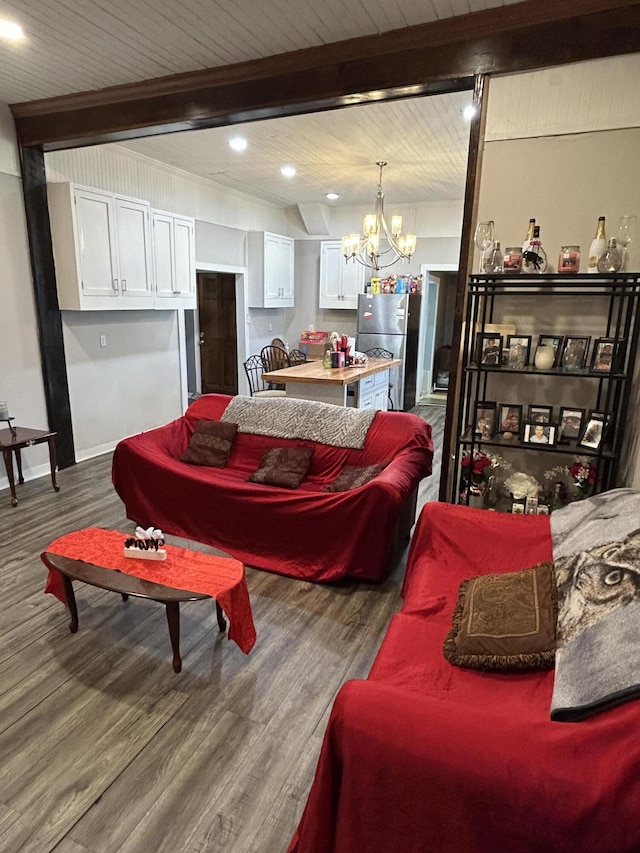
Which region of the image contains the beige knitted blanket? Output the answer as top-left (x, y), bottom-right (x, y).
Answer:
top-left (220, 395), bottom-right (377, 449)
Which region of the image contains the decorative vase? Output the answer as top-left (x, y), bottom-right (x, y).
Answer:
top-left (534, 345), bottom-right (555, 370)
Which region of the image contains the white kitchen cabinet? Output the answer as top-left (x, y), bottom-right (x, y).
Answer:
top-left (48, 183), bottom-right (153, 310)
top-left (152, 210), bottom-right (196, 308)
top-left (247, 231), bottom-right (294, 307)
top-left (357, 370), bottom-right (389, 410)
top-left (319, 240), bottom-right (365, 309)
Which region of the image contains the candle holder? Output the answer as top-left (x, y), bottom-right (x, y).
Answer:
top-left (2, 417), bottom-right (17, 438)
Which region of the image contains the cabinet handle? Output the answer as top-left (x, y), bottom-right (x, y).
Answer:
top-left (122, 279), bottom-right (127, 292)
top-left (113, 279), bottom-right (119, 292)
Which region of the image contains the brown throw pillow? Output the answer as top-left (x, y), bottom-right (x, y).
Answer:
top-left (179, 420), bottom-right (238, 467)
top-left (324, 463), bottom-right (388, 492)
top-left (443, 562), bottom-right (557, 671)
top-left (248, 446), bottom-right (314, 489)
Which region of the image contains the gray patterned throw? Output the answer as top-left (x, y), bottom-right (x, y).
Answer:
top-left (550, 488), bottom-right (640, 721)
top-left (220, 395), bottom-right (377, 449)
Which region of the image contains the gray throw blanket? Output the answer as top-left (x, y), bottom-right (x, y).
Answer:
top-left (550, 488), bottom-right (640, 721)
top-left (220, 395), bottom-right (377, 449)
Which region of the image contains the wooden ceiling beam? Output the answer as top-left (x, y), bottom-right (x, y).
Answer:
top-left (11, 0), bottom-right (640, 148)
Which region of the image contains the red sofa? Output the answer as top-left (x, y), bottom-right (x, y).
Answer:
top-left (112, 394), bottom-right (433, 583)
top-left (289, 501), bottom-right (640, 852)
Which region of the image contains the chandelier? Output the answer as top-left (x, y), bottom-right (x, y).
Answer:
top-left (342, 161), bottom-right (417, 271)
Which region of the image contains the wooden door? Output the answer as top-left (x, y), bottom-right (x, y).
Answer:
top-left (198, 272), bottom-right (238, 395)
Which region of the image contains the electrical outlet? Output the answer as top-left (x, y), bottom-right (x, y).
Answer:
top-left (269, 322), bottom-right (273, 332)
top-left (100, 334), bottom-right (107, 347)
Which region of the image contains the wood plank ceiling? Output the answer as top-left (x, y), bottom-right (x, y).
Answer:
top-left (1, 0), bottom-right (522, 105)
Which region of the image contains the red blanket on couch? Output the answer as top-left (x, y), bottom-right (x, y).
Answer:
top-left (112, 394), bottom-right (433, 583)
top-left (289, 502), bottom-right (640, 853)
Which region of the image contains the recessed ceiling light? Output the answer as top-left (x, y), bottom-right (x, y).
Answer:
top-left (228, 136), bottom-right (248, 152)
top-left (462, 104), bottom-right (478, 120)
top-left (0, 19), bottom-right (24, 40)
top-left (281, 165), bottom-right (296, 178)
top-left (326, 193), bottom-right (340, 201)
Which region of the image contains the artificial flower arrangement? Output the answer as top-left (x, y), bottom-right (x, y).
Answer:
top-left (544, 456), bottom-right (596, 504)
top-left (504, 471), bottom-right (542, 501)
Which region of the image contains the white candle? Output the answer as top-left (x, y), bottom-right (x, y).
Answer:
top-left (0, 401), bottom-right (8, 420)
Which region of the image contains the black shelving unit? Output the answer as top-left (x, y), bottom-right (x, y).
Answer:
top-left (452, 272), bottom-right (640, 508)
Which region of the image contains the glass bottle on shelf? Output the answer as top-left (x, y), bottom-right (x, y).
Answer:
top-left (588, 216), bottom-right (607, 273)
top-left (597, 237), bottom-right (623, 273)
top-left (522, 226), bottom-right (547, 273)
top-left (483, 241), bottom-right (504, 273)
top-left (521, 218), bottom-right (536, 254)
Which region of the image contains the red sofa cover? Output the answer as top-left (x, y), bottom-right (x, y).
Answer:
top-left (111, 394), bottom-right (433, 583)
top-left (289, 501), bottom-right (640, 852)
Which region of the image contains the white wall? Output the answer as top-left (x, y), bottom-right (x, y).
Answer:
top-left (0, 107), bottom-right (51, 491)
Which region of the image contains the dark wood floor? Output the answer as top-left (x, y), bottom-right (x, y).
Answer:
top-left (0, 405), bottom-right (443, 853)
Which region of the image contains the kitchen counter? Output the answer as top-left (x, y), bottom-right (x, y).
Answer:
top-left (261, 357), bottom-right (402, 408)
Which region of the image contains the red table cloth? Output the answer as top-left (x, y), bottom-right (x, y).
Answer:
top-left (43, 527), bottom-right (256, 654)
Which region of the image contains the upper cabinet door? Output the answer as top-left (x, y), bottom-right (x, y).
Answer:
top-left (173, 216), bottom-right (195, 300)
top-left (152, 212), bottom-right (175, 298)
top-left (75, 188), bottom-right (119, 299)
top-left (319, 240), bottom-right (364, 309)
top-left (114, 197), bottom-right (153, 300)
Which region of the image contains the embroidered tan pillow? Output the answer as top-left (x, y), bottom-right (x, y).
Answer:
top-left (324, 463), bottom-right (388, 492)
top-left (443, 562), bottom-right (557, 671)
top-left (179, 420), bottom-right (238, 467)
top-left (248, 446), bottom-right (314, 489)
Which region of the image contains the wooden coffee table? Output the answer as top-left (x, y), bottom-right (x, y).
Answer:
top-left (42, 538), bottom-right (230, 673)
top-left (1, 426), bottom-right (59, 507)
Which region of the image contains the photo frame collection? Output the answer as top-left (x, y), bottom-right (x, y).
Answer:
top-left (472, 402), bottom-right (608, 450)
top-left (473, 331), bottom-right (625, 374)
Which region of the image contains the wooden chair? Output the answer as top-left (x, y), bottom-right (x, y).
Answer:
top-left (260, 345), bottom-right (289, 390)
top-left (364, 347), bottom-right (395, 410)
top-left (243, 355), bottom-right (286, 397)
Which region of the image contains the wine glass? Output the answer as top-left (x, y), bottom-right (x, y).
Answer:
top-left (617, 214), bottom-right (638, 270)
top-left (474, 220), bottom-right (494, 273)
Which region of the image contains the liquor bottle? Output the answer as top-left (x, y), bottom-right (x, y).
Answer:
top-left (483, 241), bottom-right (504, 273)
top-left (522, 226), bottom-right (547, 273)
top-left (597, 237), bottom-right (623, 273)
top-left (521, 218), bottom-right (536, 254)
top-left (588, 216), bottom-right (607, 273)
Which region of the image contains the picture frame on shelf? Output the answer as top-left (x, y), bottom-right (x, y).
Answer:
top-left (474, 401), bottom-right (497, 439)
top-left (523, 421), bottom-right (557, 446)
top-left (527, 404), bottom-right (553, 423)
top-left (476, 333), bottom-right (503, 366)
top-left (560, 336), bottom-right (591, 371)
top-left (590, 338), bottom-right (617, 373)
top-left (477, 323), bottom-right (516, 365)
top-left (537, 334), bottom-right (565, 367)
top-left (585, 411), bottom-right (612, 444)
top-left (557, 407), bottom-right (585, 443)
top-left (498, 403), bottom-right (523, 436)
top-left (579, 415), bottom-right (605, 450)
top-left (506, 335), bottom-right (532, 369)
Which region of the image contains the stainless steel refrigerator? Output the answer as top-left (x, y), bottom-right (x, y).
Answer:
top-left (356, 292), bottom-right (421, 411)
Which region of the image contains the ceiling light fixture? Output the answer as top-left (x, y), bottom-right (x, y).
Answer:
top-left (326, 192), bottom-right (340, 201)
top-left (228, 136), bottom-right (248, 152)
top-left (281, 165), bottom-right (296, 178)
top-left (0, 19), bottom-right (24, 40)
top-left (342, 162), bottom-right (417, 272)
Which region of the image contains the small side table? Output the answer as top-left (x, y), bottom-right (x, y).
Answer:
top-left (0, 426), bottom-right (59, 507)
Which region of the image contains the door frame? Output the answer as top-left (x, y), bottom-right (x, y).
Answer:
top-left (418, 263), bottom-right (458, 402)
top-left (195, 262), bottom-right (249, 396)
